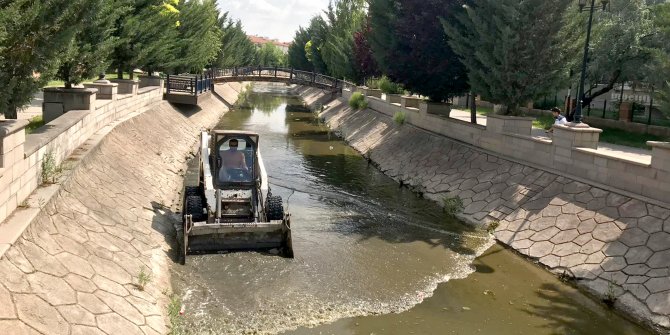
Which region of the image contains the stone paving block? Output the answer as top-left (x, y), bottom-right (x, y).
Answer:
top-left (624, 284), bottom-right (651, 301)
top-left (550, 229), bottom-right (579, 244)
top-left (560, 253), bottom-right (588, 268)
top-left (57, 305), bottom-right (97, 326)
top-left (552, 242), bottom-right (580, 257)
top-left (27, 272), bottom-right (77, 305)
top-left (0, 284), bottom-right (15, 318)
top-left (607, 193), bottom-right (630, 207)
top-left (556, 214), bottom-right (581, 230)
top-left (601, 256), bottom-right (628, 272)
top-left (95, 291), bottom-right (145, 326)
top-left (0, 320), bottom-right (41, 335)
top-left (573, 233), bottom-right (593, 246)
top-left (530, 227), bottom-right (560, 242)
top-left (603, 241), bottom-right (629, 257)
top-left (647, 232), bottom-right (670, 252)
top-left (647, 292), bottom-right (670, 315)
top-left (78, 292), bottom-right (112, 315)
top-left (645, 277), bottom-right (670, 294)
top-left (619, 228), bottom-right (650, 247)
top-left (638, 216), bottom-right (664, 234)
top-left (648, 250), bottom-right (670, 269)
top-left (619, 199), bottom-right (648, 218)
top-left (529, 241), bottom-right (554, 258)
top-left (15, 294), bottom-right (70, 335)
top-left (580, 239), bottom-right (605, 255)
top-left (625, 246), bottom-right (654, 265)
top-left (529, 217), bottom-right (556, 232)
top-left (623, 264), bottom-right (652, 276)
top-left (577, 219), bottom-right (597, 234)
top-left (71, 326), bottom-right (107, 335)
top-left (96, 313), bottom-right (144, 335)
top-left (592, 222), bottom-right (622, 242)
top-left (647, 204), bottom-right (670, 220)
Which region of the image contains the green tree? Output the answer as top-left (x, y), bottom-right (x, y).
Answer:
top-left (56, 0), bottom-right (130, 88)
top-left (111, 0), bottom-right (181, 78)
top-left (0, 0), bottom-right (87, 119)
top-left (256, 43), bottom-right (287, 67)
top-left (213, 16), bottom-right (257, 68)
top-left (172, 0), bottom-right (222, 73)
top-left (369, 0), bottom-right (469, 101)
top-left (443, 0), bottom-right (571, 114)
top-left (320, 0), bottom-right (366, 81)
top-left (563, 0), bottom-right (657, 108)
top-left (303, 16), bottom-right (330, 74)
top-left (288, 27), bottom-right (312, 71)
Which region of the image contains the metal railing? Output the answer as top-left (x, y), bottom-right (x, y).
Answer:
top-left (167, 67), bottom-right (355, 96)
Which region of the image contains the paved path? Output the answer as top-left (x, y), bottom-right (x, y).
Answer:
top-left (450, 109), bottom-right (653, 165)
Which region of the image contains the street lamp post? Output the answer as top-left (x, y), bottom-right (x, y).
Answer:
top-left (573, 0), bottom-right (608, 125)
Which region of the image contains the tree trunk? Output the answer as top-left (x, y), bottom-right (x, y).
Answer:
top-left (5, 105), bottom-right (18, 119)
top-left (117, 67), bottom-right (123, 80)
top-left (470, 92), bottom-right (477, 124)
top-left (581, 69), bottom-right (621, 108)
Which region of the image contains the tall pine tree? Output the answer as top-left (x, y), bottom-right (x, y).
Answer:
top-left (288, 27), bottom-right (312, 71)
top-left (0, 0), bottom-right (87, 118)
top-left (172, 0), bottom-right (222, 73)
top-left (443, 0), bottom-right (571, 114)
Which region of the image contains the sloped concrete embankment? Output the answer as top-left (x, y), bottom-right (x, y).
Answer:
top-left (316, 95), bottom-right (670, 333)
top-left (0, 83), bottom-right (241, 335)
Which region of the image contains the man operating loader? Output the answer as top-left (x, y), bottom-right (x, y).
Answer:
top-left (219, 139), bottom-right (249, 181)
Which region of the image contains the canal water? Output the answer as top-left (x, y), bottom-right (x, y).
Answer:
top-left (170, 83), bottom-right (651, 335)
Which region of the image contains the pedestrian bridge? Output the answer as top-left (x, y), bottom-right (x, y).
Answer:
top-left (165, 67), bottom-right (349, 105)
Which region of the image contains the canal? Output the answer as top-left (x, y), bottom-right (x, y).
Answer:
top-left (170, 83), bottom-right (651, 335)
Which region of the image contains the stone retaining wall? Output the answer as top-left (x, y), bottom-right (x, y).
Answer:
top-left (320, 95), bottom-right (670, 333)
top-left (0, 83), bottom-right (242, 334)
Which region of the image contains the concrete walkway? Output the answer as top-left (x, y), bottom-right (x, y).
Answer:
top-left (450, 109), bottom-right (653, 165)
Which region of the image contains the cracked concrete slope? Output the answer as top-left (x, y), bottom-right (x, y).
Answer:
top-left (0, 90), bottom-right (230, 335)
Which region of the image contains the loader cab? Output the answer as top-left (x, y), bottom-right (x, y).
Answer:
top-left (211, 131), bottom-right (259, 189)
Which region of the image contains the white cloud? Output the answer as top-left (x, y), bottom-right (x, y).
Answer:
top-left (217, 0), bottom-right (330, 41)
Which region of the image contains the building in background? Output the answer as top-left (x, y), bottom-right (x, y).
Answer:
top-left (248, 35), bottom-right (290, 54)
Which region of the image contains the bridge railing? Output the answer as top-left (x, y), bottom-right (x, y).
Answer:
top-left (168, 67), bottom-right (357, 96)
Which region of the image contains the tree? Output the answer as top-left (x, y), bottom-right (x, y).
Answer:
top-left (111, 0), bottom-right (181, 78)
top-left (303, 16), bottom-right (330, 74)
top-left (172, 0), bottom-right (222, 73)
top-left (369, 0), bottom-right (469, 101)
top-left (56, 0), bottom-right (129, 88)
top-left (213, 17), bottom-right (257, 68)
top-left (256, 43), bottom-right (287, 67)
top-left (353, 19), bottom-right (380, 83)
top-left (443, 0), bottom-right (571, 114)
top-left (288, 27), bottom-right (312, 71)
top-left (320, 0), bottom-right (366, 81)
top-left (563, 0), bottom-right (657, 108)
top-left (0, 0), bottom-right (87, 119)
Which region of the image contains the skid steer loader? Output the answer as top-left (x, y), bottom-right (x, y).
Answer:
top-left (180, 130), bottom-right (293, 264)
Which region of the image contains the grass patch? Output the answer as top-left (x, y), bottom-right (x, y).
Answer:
top-left (167, 294), bottom-right (185, 335)
top-left (475, 106), bottom-right (493, 116)
top-left (486, 220), bottom-right (500, 234)
top-left (393, 111), bottom-right (406, 125)
top-left (533, 114), bottom-right (555, 130)
top-left (25, 116), bottom-right (45, 134)
top-left (135, 268), bottom-right (151, 291)
top-left (349, 92), bottom-right (368, 110)
top-left (598, 128), bottom-right (668, 149)
top-left (40, 151), bottom-right (62, 184)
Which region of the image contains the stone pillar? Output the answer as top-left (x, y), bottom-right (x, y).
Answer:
top-left (42, 88), bottom-right (97, 124)
top-left (83, 82), bottom-right (118, 100)
top-left (401, 96), bottom-right (421, 109)
top-left (0, 119), bottom-right (29, 221)
top-left (619, 101), bottom-right (633, 122)
top-left (420, 101), bottom-right (451, 118)
top-left (110, 79), bottom-right (139, 95)
top-left (649, 142), bottom-right (670, 172)
top-left (487, 114), bottom-right (534, 136)
top-left (553, 124), bottom-right (602, 149)
top-left (385, 94), bottom-right (402, 105)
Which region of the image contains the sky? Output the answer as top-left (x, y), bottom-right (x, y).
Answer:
top-left (217, 0), bottom-right (330, 42)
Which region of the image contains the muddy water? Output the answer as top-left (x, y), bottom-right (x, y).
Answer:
top-left (170, 83), bottom-right (650, 335)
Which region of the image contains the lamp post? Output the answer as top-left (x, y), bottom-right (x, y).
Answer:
top-left (573, 0), bottom-right (608, 125)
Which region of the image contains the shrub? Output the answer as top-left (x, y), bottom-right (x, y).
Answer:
top-left (486, 220), bottom-right (500, 234)
top-left (365, 77), bottom-right (381, 89)
top-left (41, 151), bottom-right (61, 184)
top-left (393, 111), bottom-right (406, 125)
top-left (349, 92), bottom-right (367, 110)
top-left (442, 196), bottom-right (464, 217)
top-left (379, 75), bottom-right (404, 95)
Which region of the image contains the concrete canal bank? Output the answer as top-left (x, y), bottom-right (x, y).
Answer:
top-left (0, 82), bottom-right (244, 334)
top-left (312, 89), bottom-right (670, 333)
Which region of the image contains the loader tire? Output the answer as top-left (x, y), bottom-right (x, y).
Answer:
top-left (184, 186), bottom-right (200, 197)
top-left (267, 196), bottom-right (284, 221)
top-left (185, 195), bottom-right (207, 222)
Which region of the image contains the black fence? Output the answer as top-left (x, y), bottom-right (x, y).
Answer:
top-left (166, 74), bottom-right (212, 95)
